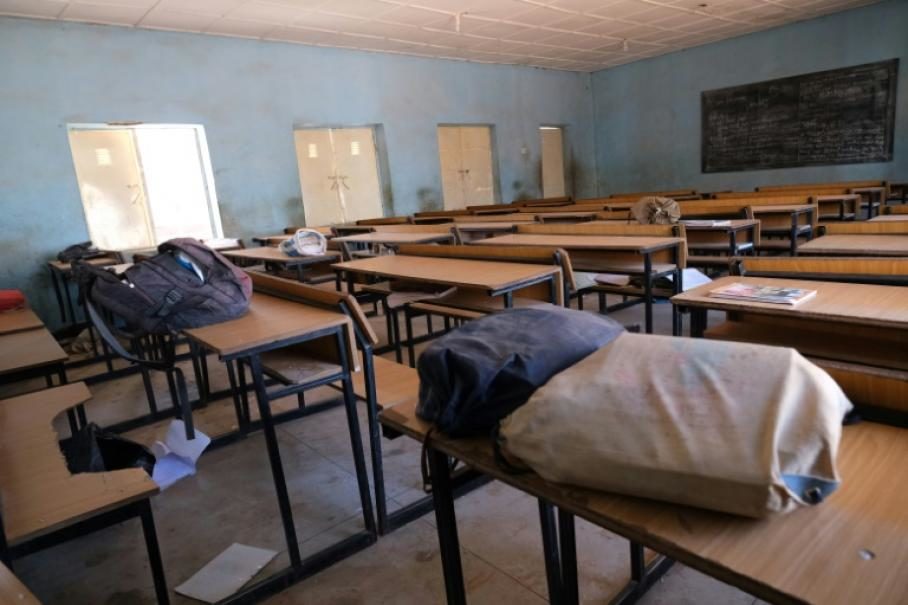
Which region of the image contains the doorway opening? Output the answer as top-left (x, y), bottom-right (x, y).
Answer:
top-left (540, 126), bottom-right (567, 198)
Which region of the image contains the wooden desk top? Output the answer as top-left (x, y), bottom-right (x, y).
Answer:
top-left (673, 275), bottom-right (908, 330)
top-left (681, 219), bottom-right (759, 231)
top-left (0, 308), bottom-right (43, 335)
top-left (333, 255), bottom-right (562, 294)
top-left (381, 399), bottom-right (908, 605)
top-left (0, 562), bottom-right (40, 605)
top-left (455, 221), bottom-right (534, 231)
top-left (0, 328), bottom-right (67, 376)
top-left (472, 233), bottom-right (685, 254)
top-left (869, 215), bottom-right (908, 222)
top-left (333, 232), bottom-right (453, 244)
top-left (184, 293), bottom-right (353, 360)
top-left (0, 383), bottom-right (157, 545)
top-left (798, 234), bottom-right (908, 256)
top-left (253, 234), bottom-right (289, 246)
top-left (223, 247), bottom-right (340, 265)
top-left (46, 256), bottom-right (118, 273)
top-left (750, 204), bottom-right (814, 213)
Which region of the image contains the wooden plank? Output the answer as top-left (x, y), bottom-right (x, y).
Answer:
top-left (0, 328), bottom-right (66, 376)
top-left (184, 293), bottom-right (352, 359)
top-left (223, 247), bottom-right (340, 265)
top-left (0, 383), bottom-right (157, 544)
top-left (332, 255), bottom-right (562, 293)
top-left (673, 275), bottom-right (908, 329)
top-left (0, 562), bottom-right (41, 605)
top-left (472, 233), bottom-right (684, 254)
top-left (798, 235), bottom-right (908, 256)
top-left (380, 399), bottom-right (908, 605)
top-left (332, 232), bottom-right (453, 244)
top-left (0, 308), bottom-right (43, 336)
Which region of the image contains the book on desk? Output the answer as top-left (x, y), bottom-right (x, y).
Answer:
top-left (709, 282), bottom-right (817, 305)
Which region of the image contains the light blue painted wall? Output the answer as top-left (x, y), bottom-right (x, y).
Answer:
top-left (0, 17), bottom-right (596, 326)
top-left (591, 0), bottom-right (908, 194)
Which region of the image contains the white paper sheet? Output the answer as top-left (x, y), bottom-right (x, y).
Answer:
top-left (151, 420), bottom-right (210, 490)
top-left (175, 543), bottom-right (278, 603)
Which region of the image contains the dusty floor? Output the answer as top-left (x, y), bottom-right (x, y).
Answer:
top-left (2, 296), bottom-right (766, 604)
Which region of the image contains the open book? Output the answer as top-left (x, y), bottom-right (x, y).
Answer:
top-left (682, 219), bottom-right (732, 227)
top-left (708, 282), bottom-right (817, 305)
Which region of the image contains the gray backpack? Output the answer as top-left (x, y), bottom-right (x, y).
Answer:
top-left (77, 238), bottom-right (252, 335)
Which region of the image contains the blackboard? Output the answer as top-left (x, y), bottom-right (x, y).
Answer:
top-left (702, 59), bottom-right (898, 173)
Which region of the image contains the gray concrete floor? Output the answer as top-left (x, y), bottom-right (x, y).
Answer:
top-left (1, 295), bottom-right (763, 604)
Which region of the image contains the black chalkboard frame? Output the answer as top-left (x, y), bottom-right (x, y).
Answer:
top-left (701, 59), bottom-right (899, 173)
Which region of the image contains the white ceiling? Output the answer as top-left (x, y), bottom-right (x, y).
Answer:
top-left (0, 0), bottom-right (879, 72)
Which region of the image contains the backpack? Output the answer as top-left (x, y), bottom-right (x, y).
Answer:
top-left (416, 307), bottom-right (625, 437)
top-left (57, 241), bottom-right (106, 263)
top-left (76, 238), bottom-right (252, 335)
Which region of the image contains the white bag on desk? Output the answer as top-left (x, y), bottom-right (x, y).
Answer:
top-left (498, 333), bottom-right (853, 518)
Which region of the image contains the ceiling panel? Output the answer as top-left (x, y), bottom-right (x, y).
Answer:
top-left (0, 0), bottom-right (881, 72)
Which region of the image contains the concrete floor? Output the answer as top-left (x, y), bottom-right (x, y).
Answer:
top-left (2, 295), bottom-right (765, 604)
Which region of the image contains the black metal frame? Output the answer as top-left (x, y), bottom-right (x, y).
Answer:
top-left (0, 498), bottom-right (169, 604)
top-left (182, 321), bottom-right (378, 604)
top-left (425, 447), bottom-right (673, 605)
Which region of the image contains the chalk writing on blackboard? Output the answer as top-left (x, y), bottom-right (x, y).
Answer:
top-left (701, 59), bottom-right (898, 173)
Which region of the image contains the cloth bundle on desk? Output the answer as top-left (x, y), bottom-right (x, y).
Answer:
top-left (280, 228), bottom-right (327, 257)
top-left (498, 333), bottom-right (853, 518)
top-left (416, 307), bottom-right (624, 437)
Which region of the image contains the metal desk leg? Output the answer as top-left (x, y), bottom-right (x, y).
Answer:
top-left (671, 267), bottom-right (682, 337)
top-left (62, 273), bottom-right (77, 327)
top-left (690, 308), bottom-right (707, 338)
top-left (558, 509), bottom-right (579, 605)
top-left (643, 254), bottom-right (653, 334)
top-left (138, 500), bottom-right (171, 605)
top-left (224, 360), bottom-right (248, 434)
top-left (429, 447), bottom-right (466, 605)
top-left (337, 330), bottom-right (377, 537)
top-left (361, 349), bottom-right (388, 535)
top-left (247, 354), bottom-right (303, 568)
top-left (49, 266), bottom-right (66, 324)
top-left (539, 500), bottom-right (564, 605)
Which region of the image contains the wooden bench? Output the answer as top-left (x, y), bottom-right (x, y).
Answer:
top-left (712, 190), bottom-right (860, 222)
top-left (509, 223), bottom-right (686, 334)
top-left (511, 196), bottom-right (572, 207)
top-left (0, 383), bottom-right (168, 603)
top-left (356, 216), bottom-right (413, 226)
top-left (757, 184), bottom-right (886, 218)
top-left (394, 243), bottom-right (574, 365)
top-left (882, 205), bottom-right (908, 215)
top-left (248, 272), bottom-right (463, 533)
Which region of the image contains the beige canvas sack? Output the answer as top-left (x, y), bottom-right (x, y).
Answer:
top-left (498, 333), bottom-right (853, 518)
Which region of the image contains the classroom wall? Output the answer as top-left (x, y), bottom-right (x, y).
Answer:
top-left (0, 17), bottom-right (596, 326)
top-left (591, 0), bottom-right (908, 194)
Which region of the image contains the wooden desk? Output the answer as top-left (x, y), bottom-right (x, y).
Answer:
top-left (184, 293), bottom-right (376, 582)
top-left (0, 384), bottom-right (168, 604)
top-left (381, 399), bottom-right (908, 605)
top-left (333, 232), bottom-right (454, 245)
top-left (0, 308), bottom-right (43, 335)
top-left (252, 234), bottom-right (290, 246)
top-left (0, 328), bottom-right (67, 380)
top-left (534, 211), bottom-right (598, 223)
top-left (222, 247), bottom-right (340, 281)
top-left (681, 219), bottom-right (759, 256)
top-left (46, 256), bottom-right (119, 325)
top-left (0, 562), bottom-right (40, 605)
top-left (869, 215), bottom-right (908, 222)
top-left (185, 294), bottom-right (354, 361)
top-left (751, 204), bottom-right (815, 255)
top-left (0, 383), bottom-right (156, 544)
top-left (332, 255), bottom-right (564, 307)
top-left (798, 234), bottom-right (908, 257)
top-left (471, 233), bottom-right (685, 333)
top-left (672, 275), bottom-right (908, 336)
